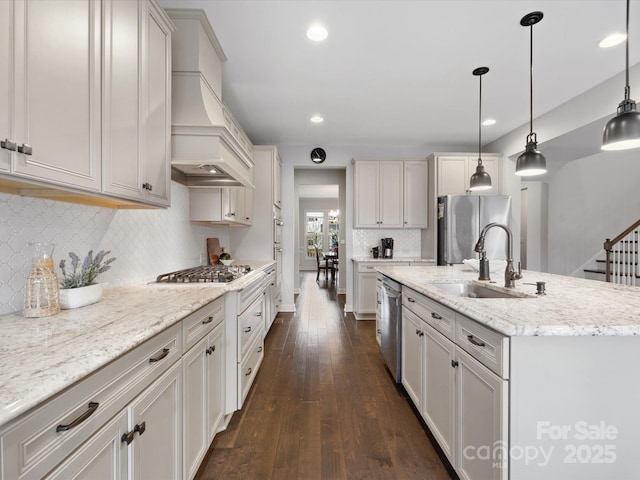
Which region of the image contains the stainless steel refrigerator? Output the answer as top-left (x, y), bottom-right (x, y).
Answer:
top-left (437, 195), bottom-right (512, 265)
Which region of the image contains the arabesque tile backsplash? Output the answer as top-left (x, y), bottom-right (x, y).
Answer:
top-left (0, 182), bottom-right (229, 315)
top-left (351, 229), bottom-right (421, 257)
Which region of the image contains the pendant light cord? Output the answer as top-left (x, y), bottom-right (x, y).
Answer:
top-left (529, 23), bottom-right (534, 136)
top-left (478, 73), bottom-right (483, 165)
top-left (625, 0), bottom-right (630, 100)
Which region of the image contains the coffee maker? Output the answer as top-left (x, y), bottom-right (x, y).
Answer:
top-left (381, 238), bottom-right (394, 258)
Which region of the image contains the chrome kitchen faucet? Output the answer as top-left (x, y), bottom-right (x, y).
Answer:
top-left (474, 222), bottom-right (522, 288)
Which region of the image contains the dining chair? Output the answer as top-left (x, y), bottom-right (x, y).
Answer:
top-left (315, 245), bottom-right (330, 281)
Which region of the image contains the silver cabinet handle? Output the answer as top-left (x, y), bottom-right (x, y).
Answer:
top-left (255, 312), bottom-right (262, 317)
top-left (467, 335), bottom-right (486, 347)
top-left (1, 139), bottom-right (17, 151)
top-left (17, 143), bottom-right (32, 155)
top-left (56, 402), bottom-right (99, 432)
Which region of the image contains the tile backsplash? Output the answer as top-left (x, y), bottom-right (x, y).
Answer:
top-left (352, 229), bottom-right (421, 257)
top-left (0, 182), bottom-right (229, 315)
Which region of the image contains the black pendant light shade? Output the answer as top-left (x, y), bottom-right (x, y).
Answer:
top-left (516, 11), bottom-right (547, 177)
top-left (469, 66), bottom-right (492, 191)
top-left (602, 0), bottom-right (640, 151)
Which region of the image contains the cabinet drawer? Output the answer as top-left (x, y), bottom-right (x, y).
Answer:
top-left (455, 314), bottom-right (509, 378)
top-left (1, 323), bottom-right (181, 480)
top-left (239, 333), bottom-right (264, 406)
top-left (238, 275), bottom-right (264, 314)
top-left (357, 262), bottom-right (408, 273)
top-left (239, 294), bottom-right (264, 359)
top-left (183, 296), bottom-right (224, 352)
top-left (403, 288), bottom-right (455, 341)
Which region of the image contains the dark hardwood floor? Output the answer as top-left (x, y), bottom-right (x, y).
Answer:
top-left (195, 272), bottom-right (454, 480)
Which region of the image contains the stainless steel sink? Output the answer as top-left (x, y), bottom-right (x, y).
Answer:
top-left (431, 282), bottom-right (533, 299)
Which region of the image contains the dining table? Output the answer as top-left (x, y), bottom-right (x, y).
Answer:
top-left (322, 251), bottom-right (338, 282)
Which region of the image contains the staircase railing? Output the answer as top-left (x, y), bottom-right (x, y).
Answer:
top-left (604, 219), bottom-right (640, 284)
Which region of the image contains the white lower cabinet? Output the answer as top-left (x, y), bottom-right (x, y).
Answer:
top-left (183, 322), bottom-right (224, 480)
top-left (401, 307), bottom-right (423, 410)
top-left (44, 410), bottom-right (129, 480)
top-left (0, 295), bottom-right (233, 480)
top-left (128, 361), bottom-right (182, 480)
top-left (402, 286), bottom-right (508, 480)
top-left (454, 347), bottom-right (507, 480)
top-left (47, 363), bottom-right (183, 480)
top-left (423, 323), bottom-right (455, 464)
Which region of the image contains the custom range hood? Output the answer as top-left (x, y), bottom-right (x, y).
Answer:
top-left (167, 9), bottom-right (254, 189)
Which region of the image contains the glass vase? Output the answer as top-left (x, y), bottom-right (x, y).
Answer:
top-left (24, 242), bottom-right (60, 317)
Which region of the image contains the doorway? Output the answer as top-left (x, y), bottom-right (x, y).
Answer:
top-left (294, 168), bottom-right (346, 294)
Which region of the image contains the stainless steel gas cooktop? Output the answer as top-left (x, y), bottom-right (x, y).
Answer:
top-left (156, 265), bottom-right (252, 283)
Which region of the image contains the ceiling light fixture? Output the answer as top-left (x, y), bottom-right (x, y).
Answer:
top-left (306, 24), bottom-right (328, 42)
top-left (469, 66), bottom-right (492, 192)
top-left (310, 115), bottom-right (324, 123)
top-left (599, 32), bottom-right (626, 48)
top-left (482, 119), bottom-right (497, 126)
top-left (602, 0), bottom-right (640, 151)
top-left (516, 11), bottom-right (547, 177)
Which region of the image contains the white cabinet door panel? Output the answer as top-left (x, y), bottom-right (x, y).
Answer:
top-left (423, 323), bottom-right (455, 463)
top-left (455, 347), bottom-right (507, 480)
top-left (130, 361), bottom-right (182, 480)
top-left (379, 161), bottom-right (403, 228)
top-left (13, 0), bottom-right (101, 190)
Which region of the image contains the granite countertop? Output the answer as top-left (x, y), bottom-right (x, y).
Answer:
top-left (377, 265), bottom-right (640, 337)
top-left (351, 257), bottom-right (436, 263)
top-left (0, 260), bottom-right (273, 427)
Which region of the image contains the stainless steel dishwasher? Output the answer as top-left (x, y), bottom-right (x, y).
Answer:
top-left (380, 275), bottom-right (402, 383)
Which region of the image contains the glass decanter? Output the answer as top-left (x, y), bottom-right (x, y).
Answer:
top-left (24, 242), bottom-right (60, 317)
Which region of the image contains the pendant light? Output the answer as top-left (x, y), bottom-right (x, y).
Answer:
top-left (469, 67), bottom-right (492, 191)
top-left (602, 0), bottom-right (640, 151)
top-left (515, 12), bottom-right (547, 177)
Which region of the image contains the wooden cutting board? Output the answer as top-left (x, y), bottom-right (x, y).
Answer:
top-left (206, 238), bottom-right (222, 265)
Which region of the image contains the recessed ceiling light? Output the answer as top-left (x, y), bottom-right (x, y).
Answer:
top-left (310, 115), bottom-right (324, 123)
top-left (306, 24), bottom-right (328, 42)
top-left (599, 32), bottom-right (626, 48)
top-left (482, 118), bottom-right (496, 126)
top-left (199, 164), bottom-right (217, 173)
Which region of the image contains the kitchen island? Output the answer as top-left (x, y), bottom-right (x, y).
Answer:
top-left (0, 260), bottom-right (274, 480)
top-left (377, 264), bottom-right (640, 480)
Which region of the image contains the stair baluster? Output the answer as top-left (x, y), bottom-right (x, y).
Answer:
top-left (604, 221), bottom-right (640, 285)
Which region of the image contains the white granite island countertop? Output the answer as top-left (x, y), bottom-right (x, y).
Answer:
top-left (376, 265), bottom-right (640, 337)
top-left (0, 261), bottom-right (273, 427)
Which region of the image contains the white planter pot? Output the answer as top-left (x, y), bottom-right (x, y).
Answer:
top-left (59, 283), bottom-right (103, 309)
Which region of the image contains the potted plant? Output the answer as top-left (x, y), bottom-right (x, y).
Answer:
top-left (58, 250), bottom-right (116, 309)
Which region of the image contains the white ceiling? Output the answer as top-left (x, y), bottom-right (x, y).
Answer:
top-left (160, 0), bottom-right (640, 151)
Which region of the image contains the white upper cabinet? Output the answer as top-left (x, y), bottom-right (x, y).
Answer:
top-left (102, 0), bottom-right (172, 207)
top-left (433, 153), bottom-right (501, 196)
top-left (354, 160), bottom-right (403, 228)
top-left (0, 0), bottom-right (11, 173)
top-left (0, 0), bottom-right (173, 208)
top-left (403, 160), bottom-right (429, 228)
top-left (354, 159), bottom-right (428, 229)
top-left (11, 0), bottom-right (102, 191)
